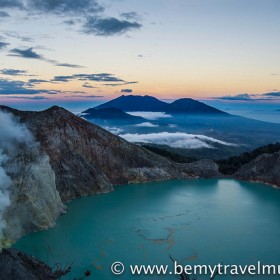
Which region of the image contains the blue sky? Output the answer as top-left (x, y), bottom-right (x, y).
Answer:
top-left (0, 0), bottom-right (279, 111)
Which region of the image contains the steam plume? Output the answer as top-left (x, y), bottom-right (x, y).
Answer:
top-left (0, 110), bottom-right (34, 238)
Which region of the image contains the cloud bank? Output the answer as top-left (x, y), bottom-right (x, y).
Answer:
top-left (104, 126), bottom-right (124, 134)
top-left (128, 112), bottom-right (172, 120)
top-left (119, 132), bottom-right (236, 149)
top-left (135, 122), bottom-right (159, 128)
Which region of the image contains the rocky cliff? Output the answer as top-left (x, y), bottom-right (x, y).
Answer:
top-left (0, 106), bottom-right (221, 203)
top-left (4, 151), bottom-right (66, 241)
top-left (235, 151), bottom-right (280, 188)
top-left (0, 109), bottom-right (65, 242)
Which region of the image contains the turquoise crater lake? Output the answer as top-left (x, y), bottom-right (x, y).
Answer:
top-left (14, 179), bottom-right (280, 279)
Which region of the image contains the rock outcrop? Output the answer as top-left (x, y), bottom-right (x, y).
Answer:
top-left (235, 151), bottom-right (280, 188)
top-left (183, 159), bottom-right (221, 178)
top-left (0, 249), bottom-right (70, 280)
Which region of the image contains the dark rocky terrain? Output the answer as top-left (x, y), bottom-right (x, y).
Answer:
top-left (235, 151), bottom-right (280, 187)
top-left (0, 249), bottom-right (70, 280)
top-left (217, 142), bottom-right (280, 174)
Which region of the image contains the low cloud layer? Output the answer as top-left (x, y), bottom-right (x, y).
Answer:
top-left (104, 126), bottom-right (124, 134)
top-left (128, 111), bottom-right (172, 120)
top-left (119, 132), bottom-right (236, 149)
top-left (135, 122), bottom-right (159, 128)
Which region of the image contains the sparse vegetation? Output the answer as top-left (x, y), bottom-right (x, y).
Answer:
top-left (217, 142), bottom-right (280, 175)
top-left (143, 145), bottom-right (197, 163)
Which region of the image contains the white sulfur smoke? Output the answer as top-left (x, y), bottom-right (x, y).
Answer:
top-left (0, 110), bottom-right (34, 238)
top-left (0, 153), bottom-right (12, 237)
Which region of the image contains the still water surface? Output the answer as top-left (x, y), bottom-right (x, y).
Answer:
top-left (14, 179), bottom-right (280, 279)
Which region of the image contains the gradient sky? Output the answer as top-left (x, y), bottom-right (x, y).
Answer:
top-left (0, 0), bottom-right (280, 106)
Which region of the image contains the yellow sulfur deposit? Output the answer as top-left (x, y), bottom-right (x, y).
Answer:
top-left (0, 236), bottom-right (12, 252)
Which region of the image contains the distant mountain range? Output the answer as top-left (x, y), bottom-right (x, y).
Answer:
top-left (81, 95), bottom-right (280, 157)
top-left (93, 95), bottom-right (227, 115)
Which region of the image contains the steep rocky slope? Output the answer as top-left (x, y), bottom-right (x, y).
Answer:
top-left (0, 105), bottom-right (221, 205)
top-left (4, 151), bottom-right (66, 241)
top-left (235, 151), bottom-right (280, 187)
top-left (0, 109), bottom-right (65, 241)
